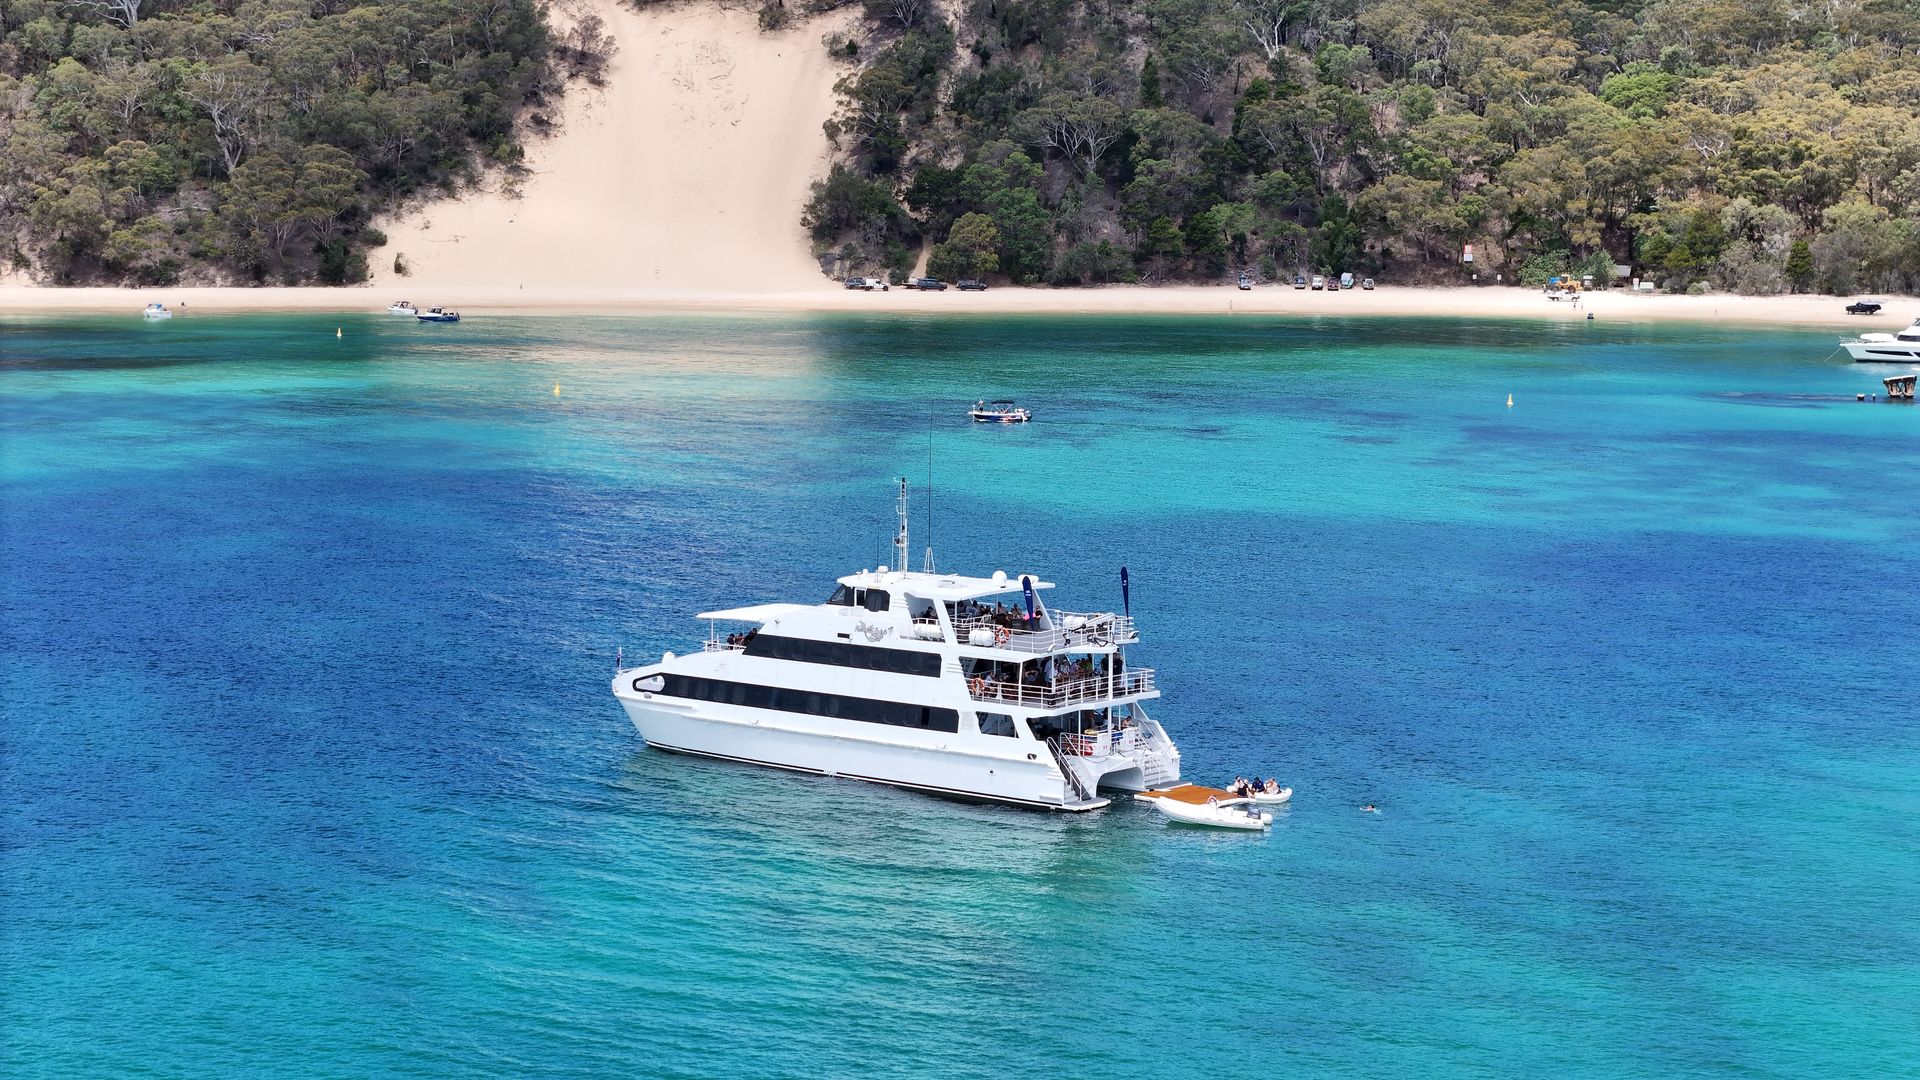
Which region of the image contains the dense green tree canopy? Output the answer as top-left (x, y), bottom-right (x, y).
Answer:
top-left (804, 0), bottom-right (1920, 292)
top-left (1, 0), bottom-right (563, 283)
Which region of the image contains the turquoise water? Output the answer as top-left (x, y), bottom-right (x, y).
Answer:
top-left (3, 312), bottom-right (1917, 1078)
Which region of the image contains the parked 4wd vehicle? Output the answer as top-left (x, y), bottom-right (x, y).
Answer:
top-left (1847, 300), bottom-right (1883, 315)
top-left (957, 279), bottom-right (987, 291)
top-left (1292, 275), bottom-right (1307, 289)
top-left (911, 277), bottom-right (947, 290)
top-left (1311, 275), bottom-right (1326, 290)
top-left (843, 277), bottom-right (867, 290)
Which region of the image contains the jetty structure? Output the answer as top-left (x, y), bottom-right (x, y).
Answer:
top-left (612, 482), bottom-right (1181, 810)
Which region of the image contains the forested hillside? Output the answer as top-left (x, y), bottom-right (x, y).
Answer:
top-left (0, 0), bottom-right (604, 284)
top-left (803, 0), bottom-right (1920, 292)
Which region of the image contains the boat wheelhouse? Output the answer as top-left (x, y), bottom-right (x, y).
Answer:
top-left (1844, 318), bottom-right (1920, 361)
top-left (610, 484), bottom-right (1179, 810)
top-left (969, 399), bottom-right (1032, 423)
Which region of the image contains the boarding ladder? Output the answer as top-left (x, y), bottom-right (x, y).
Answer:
top-left (1046, 737), bottom-right (1098, 806)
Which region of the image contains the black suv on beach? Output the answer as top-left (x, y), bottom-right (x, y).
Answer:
top-left (1846, 300), bottom-right (1883, 315)
top-left (957, 279), bottom-right (987, 291)
top-left (912, 277), bottom-right (948, 290)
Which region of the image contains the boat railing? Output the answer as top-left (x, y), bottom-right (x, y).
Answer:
top-left (908, 616), bottom-right (946, 642)
top-left (1045, 737), bottom-right (1097, 803)
top-left (951, 610), bottom-right (1136, 653)
top-left (967, 668), bottom-right (1156, 708)
top-left (1052, 726), bottom-right (1145, 759)
top-left (702, 639), bottom-right (744, 653)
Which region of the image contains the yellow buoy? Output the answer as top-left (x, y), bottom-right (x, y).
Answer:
top-left (1506, 393), bottom-right (1514, 408)
top-left (553, 383), bottom-right (562, 396)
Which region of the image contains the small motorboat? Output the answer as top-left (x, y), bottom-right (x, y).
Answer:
top-left (1251, 787), bottom-right (1293, 804)
top-left (1153, 795), bottom-right (1271, 831)
top-left (141, 302), bottom-right (172, 319)
top-left (416, 307), bottom-right (460, 323)
top-left (388, 300), bottom-right (418, 315)
top-left (969, 399), bottom-right (1030, 423)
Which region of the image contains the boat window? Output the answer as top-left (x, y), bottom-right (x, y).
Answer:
top-left (862, 589), bottom-right (891, 612)
top-left (742, 634), bottom-right (940, 677)
top-left (654, 674), bottom-right (959, 733)
top-left (976, 712), bottom-right (1018, 738)
top-left (826, 585), bottom-right (855, 606)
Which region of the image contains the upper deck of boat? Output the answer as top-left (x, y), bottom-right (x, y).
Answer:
top-left (834, 568), bottom-right (1055, 602)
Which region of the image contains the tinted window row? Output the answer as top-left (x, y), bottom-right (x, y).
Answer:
top-left (743, 634), bottom-right (939, 677)
top-left (826, 586), bottom-right (891, 612)
top-left (658, 674), bottom-right (960, 734)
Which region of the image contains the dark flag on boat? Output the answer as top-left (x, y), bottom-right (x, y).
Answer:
top-left (1021, 575), bottom-right (1037, 623)
top-left (1120, 566), bottom-right (1130, 615)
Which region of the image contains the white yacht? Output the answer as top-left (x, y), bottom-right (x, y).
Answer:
top-left (610, 484), bottom-right (1181, 810)
top-left (1844, 317), bottom-right (1920, 361)
top-left (388, 300), bottom-right (418, 316)
top-left (141, 302), bottom-right (172, 319)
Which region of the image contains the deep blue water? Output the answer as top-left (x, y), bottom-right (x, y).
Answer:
top-left (3, 311), bottom-right (1917, 1078)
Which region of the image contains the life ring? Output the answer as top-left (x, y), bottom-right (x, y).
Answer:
top-left (993, 627), bottom-right (1010, 646)
top-left (968, 676), bottom-right (986, 697)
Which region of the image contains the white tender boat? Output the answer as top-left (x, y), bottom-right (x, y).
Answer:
top-left (141, 302), bottom-right (172, 319)
top-left (388, 301), bottom-right (418, 315)
top-left (1251, 787), bottom-right (1293, 804)
top-left (1844, 318), bottom-right (1920, 361)
top-left (970, 399), bottom-right (1031, 423)
top-left (1153, 795), bottom-right (1271, 830)
top-left (611, 481), bottom-right (1181, 811)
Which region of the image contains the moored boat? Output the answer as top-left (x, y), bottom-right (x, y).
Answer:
top-left (610, 481), bottom-right (1180, 811)
top-left (416, 307), bottom-right (460, 323)
top-left (141, 302), bottom-right (172, 320)
top-left (1843, 317), bottom-right (1920, 361)
top-left (388, 300), bottom-right (418, 315)
top-left (969, 399), bottom-right (1031, 423)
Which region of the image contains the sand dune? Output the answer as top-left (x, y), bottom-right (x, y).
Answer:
top-left (368, 1), bottom-right (852, 293)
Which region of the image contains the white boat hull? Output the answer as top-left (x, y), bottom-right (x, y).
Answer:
top-left (616, 689), bottom-right (1088, 810)
top-left (1845, 343), bottom-right (1920, 362)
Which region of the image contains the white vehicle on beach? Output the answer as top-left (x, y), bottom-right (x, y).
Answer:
top-left (611, 482), bottom-right (1181, 810)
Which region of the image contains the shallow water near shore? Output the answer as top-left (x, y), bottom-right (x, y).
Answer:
top-left (4, 312), bottom-right (1918, 1078)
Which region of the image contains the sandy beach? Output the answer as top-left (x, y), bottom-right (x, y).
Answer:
top-left (2, 282), bottom-right (1914, 328)
top-left (0, 0), bottom-right (1912, 330)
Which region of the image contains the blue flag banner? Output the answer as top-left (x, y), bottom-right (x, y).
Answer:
top-left (1021, 575), bottom-right (1036, 622)
top-left (1120, 566), bottom-right (1130, 615)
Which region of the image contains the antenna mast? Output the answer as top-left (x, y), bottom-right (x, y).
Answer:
top-left (895, 477), bottom-right (910, 573)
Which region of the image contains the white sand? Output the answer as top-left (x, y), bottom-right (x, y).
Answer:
top-left (3, 283), bottom-right (1913, 329)
top-left (366, 0), bottom-right (851, 293)
top-left (0, 0), bottom-right (1914, 329)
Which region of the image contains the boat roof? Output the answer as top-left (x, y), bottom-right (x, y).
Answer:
top-left (696, 602), bottom-right (812, 622)
top-left (837, 569), bottom-right (1054, 600)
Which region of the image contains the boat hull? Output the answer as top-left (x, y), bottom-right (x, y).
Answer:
top-left (615, 690), bottom-right (1089, 810)
top-left (1845, 343), bottom-right (1920, 362)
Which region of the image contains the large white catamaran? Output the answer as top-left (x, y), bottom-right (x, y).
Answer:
top-left (611, 482), bottom-right (1181, 810)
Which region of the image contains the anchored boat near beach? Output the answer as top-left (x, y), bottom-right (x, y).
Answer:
top-left (1843, 317), bottom-right (1920, 361)
top-left (611, 482), bottom-right (1180, 810)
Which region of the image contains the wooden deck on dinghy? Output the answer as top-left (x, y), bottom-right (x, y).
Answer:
top-left (1135, 784), bottom-right (1240, 805)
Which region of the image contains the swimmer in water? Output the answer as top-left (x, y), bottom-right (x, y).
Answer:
top-left (1362, 804), bottom-right (1378, 813)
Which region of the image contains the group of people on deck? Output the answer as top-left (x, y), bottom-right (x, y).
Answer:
top-left (1230, 777), bottom-right (1283, 798)
top-left (954, 599), bottom-right (1034, 629)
